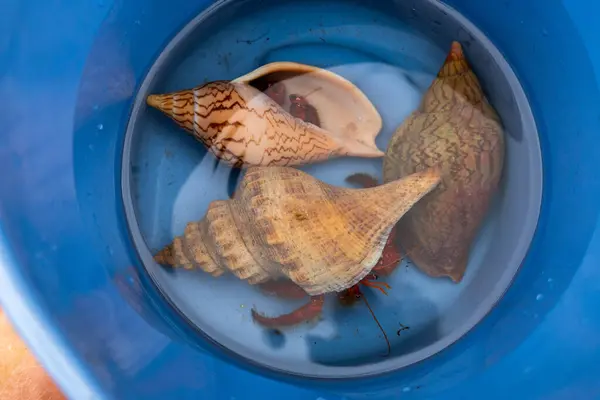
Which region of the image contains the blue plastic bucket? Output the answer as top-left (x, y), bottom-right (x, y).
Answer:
top-left (1, 0), bottom-right (599, 398)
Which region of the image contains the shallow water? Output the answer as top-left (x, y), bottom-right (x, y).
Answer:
top-left (122, 0), bottom-right (542, 377)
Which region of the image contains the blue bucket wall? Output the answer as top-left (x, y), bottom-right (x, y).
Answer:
top-left (0, 1), bottom-right (599, 399)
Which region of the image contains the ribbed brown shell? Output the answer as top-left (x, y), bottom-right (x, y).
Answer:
top-left (155, 166), bottom-right (441, 295)
top-left (383, 41), bottom-right (505, 282)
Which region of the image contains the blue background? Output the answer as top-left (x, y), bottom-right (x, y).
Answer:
top-left (1, 0), bottom-right (599, 398)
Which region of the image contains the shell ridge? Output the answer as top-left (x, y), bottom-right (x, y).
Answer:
top-left (196, 218), bottom-right (227, 276)
top-left (225, 198), bottom-right (273, 281)
top-left (228, 169), bottom-right (284, 279)
top-left (180, 225), bottom-right (203, 270)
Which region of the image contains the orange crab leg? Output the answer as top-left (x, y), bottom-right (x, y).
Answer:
top-left (251, 295), bottom-right (325, 328)
top-left (360, 277), bottom-right (391, 295)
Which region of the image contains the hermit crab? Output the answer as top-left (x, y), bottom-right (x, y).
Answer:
top-left (154, 166), bottom-right (441, 329)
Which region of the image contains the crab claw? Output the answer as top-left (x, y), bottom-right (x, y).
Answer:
top-left (251, 295), bottom-right (325, 328)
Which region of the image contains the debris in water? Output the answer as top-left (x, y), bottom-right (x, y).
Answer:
top-left (397, 323), bottom-right (410, 336)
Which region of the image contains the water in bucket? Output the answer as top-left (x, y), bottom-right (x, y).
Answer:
top-left (121, 0), bottom-right (542, 378)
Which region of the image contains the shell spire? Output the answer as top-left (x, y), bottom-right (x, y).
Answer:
top-left (420, 41), bottom-right (498, 118)
top-left (154, 166), bottom-right (441, 296)
top-left (437, 41), bottom-right (469, 78)
top-left (147, 79), bottom-right (384, 167)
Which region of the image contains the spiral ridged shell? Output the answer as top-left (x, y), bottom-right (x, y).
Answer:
top-left (155, 166), bottom-right (441, 295)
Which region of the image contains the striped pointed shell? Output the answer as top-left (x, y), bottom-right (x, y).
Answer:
top-left (146, 63), bottom-right (384, 167)
top-left (383, 41), bottom-right (505, 282)
top-left (155, 166), bottom-right (441, 296)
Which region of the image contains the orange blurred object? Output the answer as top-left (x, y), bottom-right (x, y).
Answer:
top-left (0, 309), bottom-right (65, 400)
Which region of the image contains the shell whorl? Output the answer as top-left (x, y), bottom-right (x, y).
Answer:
top-left (155, 166), bottom-right (441, 295)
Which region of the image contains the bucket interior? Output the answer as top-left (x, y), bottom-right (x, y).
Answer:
top-left (122, 0), bottom-right (541, 377)
top-left (2, 0), bottom-right (600, 397)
